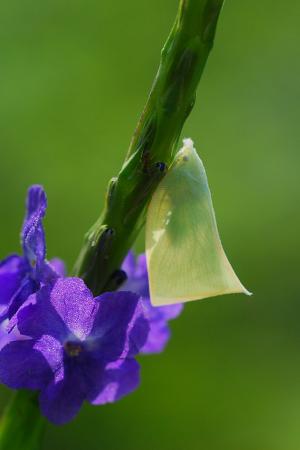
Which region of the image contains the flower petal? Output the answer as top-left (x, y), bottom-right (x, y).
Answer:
top-left (49, 258), bottom-right (66, 277)
top-left (0, 339), bottom-right (54, 389)
top-left (17, 278), bottom-right (98, 341)
top-left (121, 252), bottom-right (149, 298)
top-left (158, 303), bottom-right (183, 321)
top-left (5, 276), bottom-right (38, 320)
top-left (141, 320), bottom-right (170, 354)
top-left (89, 291), bottom-right (149, 361)
top-left (39, 367), bottom-right (86, 425)
top-left (49, 278), bottom-right (97, 339)
top-left (88, 359), bottom-right (140, 405)
top-left (121, 251), bottom-right (136, 278)
top-left (34, 335), bottom-right (64, 382)
top-left (121, 251), bottom-right (183, 354)
top-left (0, 255), bottom-right (28, 315)
top-left (15, 286), bottom-right (67, 342)
top-left (0, 319), bottom-right (26, 351)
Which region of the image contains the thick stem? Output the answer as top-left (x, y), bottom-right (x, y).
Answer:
top-left (0, 391), bottom-right (46, 450)
top-left (74, 0), bottom-right (225, 294)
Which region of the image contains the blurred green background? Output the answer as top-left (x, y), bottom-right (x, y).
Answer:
top-left (0, 1), bottom-right (299, 449)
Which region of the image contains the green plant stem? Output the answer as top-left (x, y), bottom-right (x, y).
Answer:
top-left (0, 391), bottom-right (46, 450)
top-left (74, 0), bottom-right (224, 293)
top-left (0, 1), bottom-right (224, 449)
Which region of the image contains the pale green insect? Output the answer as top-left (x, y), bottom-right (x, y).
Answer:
top-left (146, 138), bottom-right (251, 306)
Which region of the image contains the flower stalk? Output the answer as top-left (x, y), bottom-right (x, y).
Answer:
top-left (0, 391), bottom-right (46, 450)
top-left (74, 0), bottom-right (225, 295)
top-left (0, 0), bottom-right (224, 449)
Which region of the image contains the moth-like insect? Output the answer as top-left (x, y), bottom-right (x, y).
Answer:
top-left (146, 139), bottom-right (251, 306)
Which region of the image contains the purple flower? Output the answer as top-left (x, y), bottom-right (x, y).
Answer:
top-left (121, 252), bottom-right (183, 354)
top-left (0, 278), bottom-right (149, 425)
top-left (0, 185), bottom-right (64, 320)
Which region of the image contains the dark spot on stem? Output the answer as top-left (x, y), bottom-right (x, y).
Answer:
top-left (154, 162), bottom-right (167, 172)
top-left (136, 116), bottom-right (157, 170)
top-left (103, 227), bottom-right (115, 237)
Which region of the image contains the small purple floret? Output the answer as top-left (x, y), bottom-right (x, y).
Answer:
top-left (0, 185), bottom-right (64, 321)
top-left (121, 252), bottom-right (183, 354)
top-left (0, 278), bottom-right (149, 425)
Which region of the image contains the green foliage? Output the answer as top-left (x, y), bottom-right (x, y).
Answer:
top-left (0, 391), bottom-right (46, 450)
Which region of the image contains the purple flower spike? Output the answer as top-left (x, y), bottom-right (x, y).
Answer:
top-left (22, 185), bottom-right (47, 273)
top-left (0, 278), bottom-right (149, 425)
top-left (121, 251), bottom-right (183, 354)
top-left (0, 185), bottom-right (64, 320)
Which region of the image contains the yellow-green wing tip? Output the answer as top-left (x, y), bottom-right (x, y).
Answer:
top-left (149, 281), bottom-right (252, 307)
top-left (241, 285), bottom-right (253, 296)
top-left (177, 137), bottom-right (196, 159)
top-left (182, 137), bottom-right (195, 150)
top-left (176, 138), bottom-right (204, 169)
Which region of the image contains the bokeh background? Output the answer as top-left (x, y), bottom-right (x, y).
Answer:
top-left (0, 1), bottom-right (299, 449)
